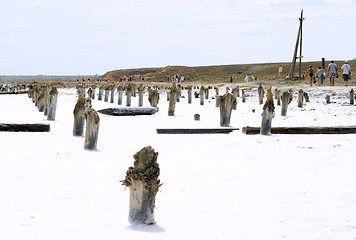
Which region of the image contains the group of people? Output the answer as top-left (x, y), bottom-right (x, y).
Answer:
top-left (244, 73), bottom-right (257, 82)
top-left (169, 75), bottom-right (185, 83)
top-left (306, 60), bottom-right (352, 86)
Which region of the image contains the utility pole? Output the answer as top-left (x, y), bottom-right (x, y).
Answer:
top-left (290, 10), bottom-right (304, 80)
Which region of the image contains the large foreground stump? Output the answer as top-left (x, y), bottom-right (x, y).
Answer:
top-left (121, 146), bottom-right (161, 225)
top-left (84, 107), bottom-right (100, 150)
top-left (219, 93), bottom-right (236, 127)
top-left (260, 86), bottom-right (275, 135)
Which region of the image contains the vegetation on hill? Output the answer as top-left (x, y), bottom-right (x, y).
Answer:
top-left (102, 60), bottom-right (355, 84)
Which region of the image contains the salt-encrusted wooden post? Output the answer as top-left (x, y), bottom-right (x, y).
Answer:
top-left (126, 84), bottom-right (133, 107)
top-left (232, 87), bottom-right (238, 109)
top-left (241, 89), bottom-right (246, 103)
top-left (215, 87), bottom-right (219, 107)
top-left (138, 84), bottom-right (144, 107)
top-left (121, 146), bottom-right (161, 225)
top-left (326, 95), bottom-right (331, 104)
top-left (87, 88), bottom-right (93, 100)
top-left (91, 85), bottom-right (96, 99)
top-left (303, 92), bottom-right (310, 102)
top-left (148, 89), bottom-right (159, 107)
top-left (98, 85), bottom-right (104, 101)
top-left (260, 86), bottom-right (275, 135)
top-left (43, 84), bottom-right (50, 116)
top-left (258, 83), bottom-right (264, 105)
top-left (199, 86), bottom-right (205, 105)
top-left (219, 93), bottom-right (236, 127)
top-left (47, 87), bottom-right (58, 121)
top-left (281, 91), bottom-right (291, 116)
top-left (350, 89), bottom-right (354, 105)
top-left (298, 89), bottom-right (304, 108)
top-left (168, 84), bottom-right (178, 116)
top-left (37, 88), bottom-right (45, 112)
top-left (104, 86), bottom-right (110, 102)
top-left (204, 87), bottom-right (209, 99)
top-left (32, 86), bottom-right (40, 104)
top-left (274, 88), bottom-right (278, 99)
top-left (188, 86), bottom-right (192, 104)
top-left (110, 85), bottom-right (115, 103)
top-left (166, 88), bottom-right (170, 101)
top-left (225, 87), bottom-right (229, 93)
top-left (117, 85), bottom-right (123, 105)
top-left (176, 86), bottom-right (181, 102)
top-left (132, 84), bottom-right (136, 97)
top-left (73, 94), bottom-right (86, 136)
top-left (84, 107), bottom-right (100, 150)
top-left (276, 90), bottom-right (281, 106)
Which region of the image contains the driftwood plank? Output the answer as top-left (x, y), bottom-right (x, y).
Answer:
top-left (0, 123), bottom-right (50, 132)
top-left (242, 126), bottom-right (356, 135)
top-left (157, 128), bottom-right (239, 134)
top-left (98, 107), bottom-right (159, 116)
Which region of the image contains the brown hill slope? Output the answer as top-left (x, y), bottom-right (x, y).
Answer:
top-left (102, 60), bottom-right (355, 84)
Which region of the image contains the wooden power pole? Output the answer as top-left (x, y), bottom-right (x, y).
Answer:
top-left (290, 10), bottom-right (304, 80)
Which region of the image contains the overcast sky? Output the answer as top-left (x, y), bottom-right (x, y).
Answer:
top-left (0, 0), bottom-right (355, 75)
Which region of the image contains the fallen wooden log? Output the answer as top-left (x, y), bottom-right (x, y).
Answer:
top-left (98, 107), bottom-right (159, 116)
top-left (156, 128), bottom-right (239, 134)
top-left (242, 126), bottom-right (356, 135)
top-left (0, 91), bottom-right (29, 95)
top-left (0, 123), bottom-right (50, 132)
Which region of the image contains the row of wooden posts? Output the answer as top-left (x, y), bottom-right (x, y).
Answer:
top-left (28, 84), bottom-right (58, 121)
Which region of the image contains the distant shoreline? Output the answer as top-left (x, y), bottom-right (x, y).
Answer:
top-left (0, 75), bottom-right (97, 82)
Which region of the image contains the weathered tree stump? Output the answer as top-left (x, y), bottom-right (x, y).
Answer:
top-left (132, 84), bottom-right (136, 97)
top-left (219, 93), bottom-right (236, 127)
top-left (73, 95), bottom-right (86, 136)
top-left (350, 89), bottom-right (354, 105)
top-left (298, 89), bottom-right (304, 108)
top-left (84, 107), bottom-right (100, 150)
top-left (43, 84), bottom-right (50, 116)
top-left (326, 95), bottom-right (331, 104)
top-left (176, 86), bottom-right (181, 102)
top-left (281, 91), bottom-right (290, 116)
top-left (126, 84), bottom-right (133, 107)
top-left (232, 87), bottom-right (238, 109)
top-left (37, 88), bottom-right (45, 112)
top-left (47, 87), bottom-right (58, 121)
top-left (117, 85), bottom-right (124, 105)
top-left (91, 85), bottom-right (96, 99)
top-left (204, 87), bottom-right (209, 100)
top-left (168, 85), bottom-right (178, 116)
top-left (104, 86), bottom-right (110, 102)
top-left (188, 86), bottom-right (192, 104)
top-left (32, 86), bottom-right (40, 104)
top-left (260, 86), bottom-right (275, 135)
top-left (87, 88), bottom-right (93, 100)
top-left (258, 83), bottom-right (264, 105)
top-left (121, 146), bottom-right (161, 225)
top-left (303, 92), bottom-right (309, 102)
top-left (138, 84), bottom-right (144, 107)
top-left (148, 89), bottom-right (159, 107)
top-left (199, 86), bottom-right (205, 105)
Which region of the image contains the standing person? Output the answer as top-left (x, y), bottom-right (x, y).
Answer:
top-left (341, 61), bottom-right (351, 86)
top-left (244, 73), bottom-right (250, 82)
top-left (306, 65), bottom-right (315, 86)
top-left (316, 67), bottom-right (321, 85)
top-left (328, 60), bottom-right (338, 86)
top-left (319, 67), bottom-right (325, 85)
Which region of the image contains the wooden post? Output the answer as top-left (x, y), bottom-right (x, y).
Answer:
top-left (303, 92), bottom-right (310, 102)
top-left (32, 86), bottom-right (40, 104)
top-left (298, 89), bottom-right (304, 108)
top-left (37, 87), bottom-right (45, 112)
top-left (148, 89), bottom-right (159, 107)
top-left (281, 91), bottom-right (290, 116)
top-left (176, 86), bottom-right (181, 102)
top-left (276, 90), bottom-right (281, 106)
top-left (168, 84), bottom-right (178, 116)
top-left (84, 107), bottom-right (100, 150)
top-left (188, 86), bottom-right (192, 104)
top-left (241, 89), bottom-right (246, 103)
top-left (260, 86), bottom-right (275, 135)
top-left (215, 87), bottom-right (219, 107)
top-left (104, 86), bottom-right (109, 102)
top-left (225, 87), bottom-right (229, 94)
top-left (91, 85), bottom-right (96, 99)
top-left (121, 146), bottom-right (161, 225)
top-left (258, 83), bottom-right (264, 105)
top-left (194, 114), bottom-right (200, 121)
top-left (219, 93), bottom-right (236, 127)
top-left (274, 88), bottom-right (278, 99)
top-left (126, 84), bottom-right (132, 107)
top-left (117, 85), bottom-right (123, 105)
top-left (87, 88), bottom-right (93, 100)
top-left (73, 95), bottom-right (86, 136)
top-left (47, 87), bottom-right (58, 121)
top-left (43, 84), bottom-right (50, 116)
top-left (110, 85), bottom-right (115, 103)
top-left (232, 87), bottom-right (238, 110)
top-left (199, 86), bottom-right (205, 105)
top-left (326, 95), bottom-right (331, 104)
top-left (350, 89), bottom-right (354, 105)
top-left (204, 87), bottom-right (209, 100)
top-left (132, 84), bottom-right (136, 97)
top-left (138, 84), bottom-right (144, 107)
top-left (98, 85), bottom-right (104, 101)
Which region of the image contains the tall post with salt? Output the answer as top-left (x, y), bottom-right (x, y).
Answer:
top-left (260, 86), bottom-right (275, 135)
top-left (350, 89), bottom-right (354, 105)
top-left (188, 86), bottom-right (192, 104)
top-left (148, 89), bottom-right (159, 107)
top-left (126, 84), bottom-right (133, 107)
top-left (84, 107), bottom-right (100, 150)
top-left (219, 93), bottom-right (236, 127)
top-left (117, 85), bottom-right (123, 105)
top-left (47, 87), bottom-right (58, 121)
top-left (199, 86), bottom-right (205, 105)
top-left (281, 91), bottom-right (291, 116)
top-left (298, 89), bottom-right (304, 108)
top-left (138, 84), bottom-right (144, 107)
top-left (73, 95), bottom-right (86, 136)
top-left (168, 83), bottom-right (178, 116)
top-left (258, 83), bottom-right (264, 105)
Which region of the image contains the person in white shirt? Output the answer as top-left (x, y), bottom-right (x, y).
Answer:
top-left (328, 60), bottom-right (338, 86)
top-left (341, 61), bottom-right (351, 86)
